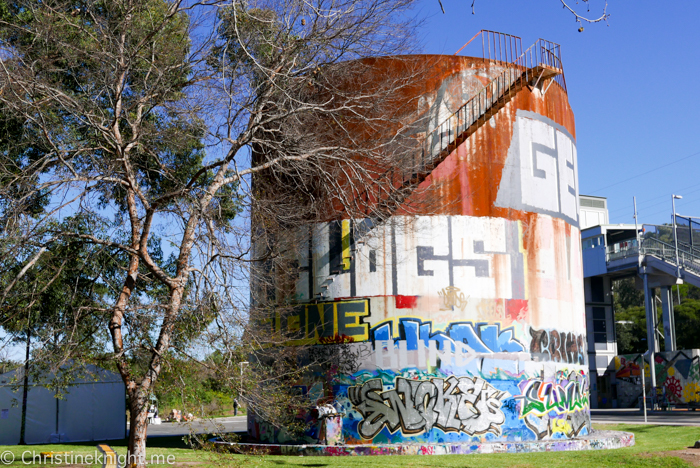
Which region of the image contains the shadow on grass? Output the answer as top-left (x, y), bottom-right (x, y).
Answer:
top-left (46, 436), bottom-right (192, 450)
top-left (622, 425), bottom-right (658, 434)
top-left (267, 463), bottom-right (328, 467)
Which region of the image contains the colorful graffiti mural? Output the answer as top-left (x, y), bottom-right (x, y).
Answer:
top-left (348, 376), bottom-right (508, 439)
top-left (221, 430), bottom-right (634, 456)
top-left (250, 52), bottom-right (590, 448)
top-left (270, 300), bottom-right (370, 345)
top-left (613, 351), bottom-right (700, 408)
top-left (334, 364), bottom-right (590, 444)
top-left (517, 372), bottom-right (588, 417)
top-left (529, 328), bottom-right (586, 365)
top-left (372, 318), bottom-right (525, 355)
top-left (515, 371), bottom-right (589, 440)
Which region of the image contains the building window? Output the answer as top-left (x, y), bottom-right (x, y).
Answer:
top-left (591, 276), bottom-right (605, 303)
top-left (582, 236), bottom-right (603, 250)
top-left (592, 306), bottom-right (607, 343)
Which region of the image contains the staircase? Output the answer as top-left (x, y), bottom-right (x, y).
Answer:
top-left (359, 31), bottom-right (566, 227)
top-left (316, 31), bottom-right (567, 298)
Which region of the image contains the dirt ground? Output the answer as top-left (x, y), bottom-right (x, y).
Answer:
top-left (659, 448), bottom-right (700, 467)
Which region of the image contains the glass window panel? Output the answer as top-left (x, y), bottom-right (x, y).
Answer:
top-left (592, 307), bottom-right (606, 320)
top-left (593, 320), bottom-right (607, 333)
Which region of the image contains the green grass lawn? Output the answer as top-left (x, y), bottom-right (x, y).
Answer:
top-left (0, 436), bottom-right (209, 468)
top-left (1, 424), bottom-right (699, 468)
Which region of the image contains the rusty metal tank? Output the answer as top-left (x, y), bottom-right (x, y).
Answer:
top-left (249, 31), bottom-right (590, 446)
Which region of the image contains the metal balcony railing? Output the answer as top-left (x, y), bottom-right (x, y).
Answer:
top-left (607, 245), bottom-right (639, 263)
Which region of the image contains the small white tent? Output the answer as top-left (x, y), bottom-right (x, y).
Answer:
top-left (0, 365), bottom-right (126, 445)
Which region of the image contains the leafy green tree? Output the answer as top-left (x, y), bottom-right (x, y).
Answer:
top-left (613, 277), bottom-right (644, 354)
top-left (2, 218), bottom-right (113, 354)
top-left (614, 305), bottom-right (647, 354)
top-left (0, 0), bottom-right (421, 463)
top-left (613, 277), bottom-right (700, 353)
top-left (614, 277), bottom-right (644, 310)
top-left (675, 283), bottom-right (700, 302)
top-left (674, 299), bottom-right (700, 350)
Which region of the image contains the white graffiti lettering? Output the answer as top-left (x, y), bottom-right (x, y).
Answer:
top-left (347, 376), bottom-right (509, 439)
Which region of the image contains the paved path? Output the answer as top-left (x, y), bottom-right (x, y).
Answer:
top-left (132, 416), bottom-right (247, 438)
top-left (592, 408), bottom-right (700, 426)
top-left (136, 410), bottom-right (700, 438)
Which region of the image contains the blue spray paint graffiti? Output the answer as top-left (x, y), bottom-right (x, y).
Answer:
top-left (371, 318), bottom-right (525, 354)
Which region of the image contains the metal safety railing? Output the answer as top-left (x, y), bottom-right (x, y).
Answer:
top-left (607, 244), bottom-right (639, 263)
top-left (516, 39), bottom-right (567, 92)
top-left (415, 66), bottom-right (522, 169)
top-left (650, 238), bottom-right (700, 274)
top-left (676, 215), bottom-right (700, 250)
top-left (605, 236), bottom-right (700, 277)
top-left (407, 34), bottom-right (565, 182)
top-left (679, 240), bottom-right (700, 259)
top-left (455, 30), bottom-right (523, 64)
top-left (352, 31), bottom-right (567, 249)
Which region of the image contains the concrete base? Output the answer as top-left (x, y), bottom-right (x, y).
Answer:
top-left (215, 430), bottom-right (634, 456)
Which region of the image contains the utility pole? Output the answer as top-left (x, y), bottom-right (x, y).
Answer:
top-left (673, 194), bottom-right (682, 278)
top-left (642, 272), bottom-right (657, 407)
top-left (640, 354), bottom-right (647, 423)
top-left (636, 197), bottom-right (657, 409)
top-left (634, 197), bottom-right (640, 265)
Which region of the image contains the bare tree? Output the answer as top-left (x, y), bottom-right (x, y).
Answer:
top-left (0, 0), bottom-right (427, 464)
top-left (560, 0), bottom-right (609, 25)
top-left (440, 0), bottom-right (610, 30)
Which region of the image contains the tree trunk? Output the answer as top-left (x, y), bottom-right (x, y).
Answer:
top-left (19, 326), bottom-right (31, 445)
top-left (128, 390), bottom-right (149, 468)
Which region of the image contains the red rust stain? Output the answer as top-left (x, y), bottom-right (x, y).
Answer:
top-left (394, 60), bottom-right (575, 223)
top-left (526, 214), bottom-right (542, 326)
top-left (311, 54), bottom-right (575, 224)
top-left (320, 55), bottom-right (578, 328)
top-left (552, 218), bottom-right (565, 302)
top-left (492, 241), bottom-right (504, 299)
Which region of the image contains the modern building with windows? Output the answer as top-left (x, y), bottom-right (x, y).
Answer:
top-left (580, 195), bottom-right (700, 408)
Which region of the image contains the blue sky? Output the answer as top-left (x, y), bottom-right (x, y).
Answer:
top-left (416, 0), bottom-right (700, 226)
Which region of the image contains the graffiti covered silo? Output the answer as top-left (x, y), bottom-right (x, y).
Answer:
top-left (250, 31), bottom-right (592, 448)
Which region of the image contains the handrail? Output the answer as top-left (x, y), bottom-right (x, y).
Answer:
top-left (353, 32), bottom-right (568, 252)
top-left (454, 30), bottom-right (523, 65)
top-left (414, 38), bottom-right (565, 180)
top-left (416, 66), bottom-right (522, 172)
top-left (605, 236), bottom-right (700, 276)
top-left (481, 30), bottom-right (524, 64)
top-left (516, 39), bottom-right (566, 92)
top-left (679, 240), bottom-right (700, 259)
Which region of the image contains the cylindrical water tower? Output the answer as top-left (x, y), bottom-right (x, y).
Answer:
top-left (249, 31), bottom-right (598, 451)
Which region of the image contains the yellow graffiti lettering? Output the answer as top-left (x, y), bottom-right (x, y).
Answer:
top-left (275, 299), bottom-right (370, 345)
top-left (550, 418), bottom-right (572, 435)
top-left (342, 219), bottom-right (351, 270)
